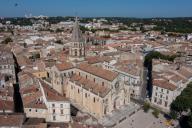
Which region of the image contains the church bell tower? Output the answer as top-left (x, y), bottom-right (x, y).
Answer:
top-left (69, 17), bottom-right (85, 61)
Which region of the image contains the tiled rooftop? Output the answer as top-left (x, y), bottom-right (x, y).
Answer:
top-left (70, 74), bottom-right (110, 98)
top-left (55, 62), bottom-right (74, 71)
top-left (77, 63), bottom-right (118, 81)
top-left (153, 79), bottom-right (177, 91)
top-left (0, 114), bottom-right (24, 127)
top-left (40, 80), bottom-right (68, 102)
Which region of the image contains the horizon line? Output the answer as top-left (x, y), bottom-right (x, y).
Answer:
top-left (1, 16), bottom-right (192, 19)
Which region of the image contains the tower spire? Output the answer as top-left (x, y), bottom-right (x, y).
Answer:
top-left (71, 17), bottom-right (83, 42)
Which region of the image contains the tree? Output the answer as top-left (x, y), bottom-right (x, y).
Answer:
top-left (143, 102), bottom-right (150, 113)
top-left (170, 82), bottom-right (192, 126)
top-left (144, 51), bottom-right (179, 67)
top-left (187, 113), bottom-right (192, 128)
top-left (56, 28), bottom-right (63, 33)
top-left (170, 111), bottom-right (177, 120)
top-left (152, 108), bottom-right (160, 118)
top-left (1, 37), bottom-right (13, 44)
top-left (80, 26), bottom-right (90, 33)
top-left (55, 40), bottom-right (62, 44)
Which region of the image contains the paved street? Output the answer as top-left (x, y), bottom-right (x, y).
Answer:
top-left (140, 68), bottom-right (148, 100)
top-left (115, 109), bottom-right (178, 128)
top-left (99, 102), bottom-right (140, 127)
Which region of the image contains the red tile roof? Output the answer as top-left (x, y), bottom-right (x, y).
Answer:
top-left (55, 62), bottom-right (74, 71)
top-left (40, 80), bottom-right (68, 102)
top-left (0, 114), bottom-right (24, 127)
top-left (77, 63), bottom-right (118, 81)
top-left (153, 79), bottom-right (177, 91)
top-left (85, 56), bottom-right (112, 64)
top-left (70, 75), bottom-right (110, 98)
top-left (0, 100), bottom-right (14, 111)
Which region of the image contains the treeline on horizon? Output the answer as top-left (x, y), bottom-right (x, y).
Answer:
top-left (0, 16), bottom-right (192, 33)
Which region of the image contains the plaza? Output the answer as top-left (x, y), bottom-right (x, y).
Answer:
top-left (115, 109), bottom-right (178, 128)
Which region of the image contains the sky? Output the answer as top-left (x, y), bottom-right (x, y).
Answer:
top-left (0, 0), bottom-right (192, 18)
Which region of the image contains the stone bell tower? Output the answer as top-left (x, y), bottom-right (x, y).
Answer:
top-left (69, 17), bottom-right (85, 61)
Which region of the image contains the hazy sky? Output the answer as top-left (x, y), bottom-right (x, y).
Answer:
top-left (0, 0), bottom-right (192, 18)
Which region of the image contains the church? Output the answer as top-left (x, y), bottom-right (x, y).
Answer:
top-left (69, 17), bottom-right (86, 62)
top-left (50, 17), bottom-right (131, 119)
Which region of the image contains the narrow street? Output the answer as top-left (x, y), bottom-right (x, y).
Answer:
top-left (140, 67), bottom-right (148, 100)
top-left (13, 53), bottom-right (23, 113)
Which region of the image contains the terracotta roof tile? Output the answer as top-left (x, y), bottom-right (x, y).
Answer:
top-left (0, 114), bottom-right (24, 127)
top-left (40, 80), bottom-right (68, 101)
top-left (0, 99), bottom-right (14, 111)
top-left (153, 79), bottom-right (177, 91)
top-left (25, 100), bottom-right (47, 109)
top-left (85, 56), bottom-right (112, 64)
top-left (77, 63), bottom-right (118, 81)
top-left (55, 62), bottom-right (74, 71)
top-left (22, 91), bottom-right (42, 106)
top-left (70, 74), bottom-right (110, 98)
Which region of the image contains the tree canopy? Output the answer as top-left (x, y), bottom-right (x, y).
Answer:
top-left (170, 82), bottom-right (192, 127)
top-left (144, 51), bottom-right (178, 67)
top-left (1, 37), bottom-right (13, 44)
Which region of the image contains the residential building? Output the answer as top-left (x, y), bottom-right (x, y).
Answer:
top-left (0, 46), bottom-right (15, 83)
top-left (39, 80), bottom-right (71, 122)
top-left (151, 79), bottom-right (178, 112)
top-left (20, 73), bottom-right (71, 123)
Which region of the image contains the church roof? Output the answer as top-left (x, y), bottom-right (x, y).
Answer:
top-left (77, 63), bottom-right (118, 81)
top-left (71, 17), bottom-right (83, 42)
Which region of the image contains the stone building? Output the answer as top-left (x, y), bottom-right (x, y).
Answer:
top-left (0, 47), bottom-right (15, 83)
top-left (69, 17), bottom-right (85, 62)
top-left (49, 17), bottom-right (131, 119)
top-left (67, 63), bottom-right (130, 119)
top-left (20, 78), bottom-right (71, 123)
top-left (50, 62), bottom-right (74, 95)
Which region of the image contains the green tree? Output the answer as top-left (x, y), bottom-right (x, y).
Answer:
top-left (56, 28), bottom-right (63, 33)
top-left (152, 108), bottom-right (160, 118)
top-left (1, 37), bottom-right (13, 44)
top-left (170, 82), bottom-right (192, 126)
top-left (170, 111), bottom-right (177, 120)
top-left (143, 102), bottom-right (150, 113)
top-left (144, 51), bottom-right (179, 67)
top-left (187, 113), bottom-right (192, 128)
